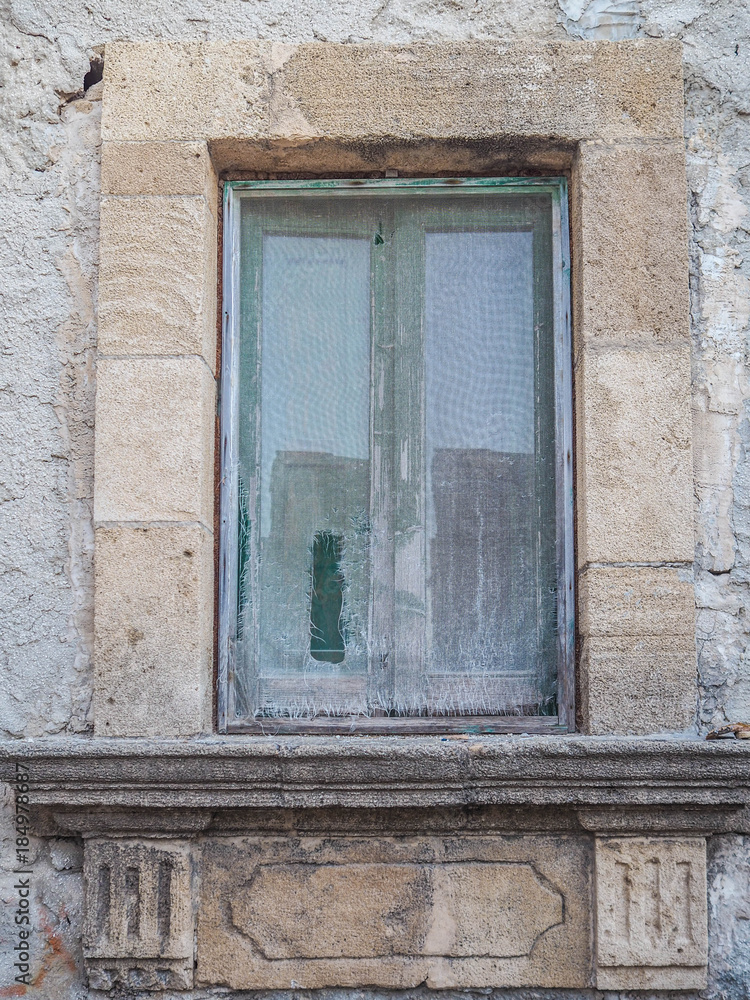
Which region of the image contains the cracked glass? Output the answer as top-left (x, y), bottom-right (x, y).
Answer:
top-left (220, 179), bottom-right (573, 731)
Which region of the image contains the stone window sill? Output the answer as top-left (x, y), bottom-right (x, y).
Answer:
top-left (3, 734), bottom-right (748, 834)
top-left (5, 735), bottom-right (745, 992)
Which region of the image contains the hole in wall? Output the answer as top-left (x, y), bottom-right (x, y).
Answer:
top-left (56, 55), bottom-right (105, 106)
top-left (84, 56), bottom-right (104, 91)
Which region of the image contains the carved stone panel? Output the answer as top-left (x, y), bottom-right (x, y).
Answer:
top-left (234, 861), bottom-right (562, 959)
top-left (197, 835), bottom-right (593, 989)
top-left (595, 837), bottom-right (708, 990)
top-left (84, 839), bottom-right (193, 991)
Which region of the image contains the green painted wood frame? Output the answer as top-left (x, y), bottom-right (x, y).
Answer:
top-left (218, 177), bottom-right (574, 734)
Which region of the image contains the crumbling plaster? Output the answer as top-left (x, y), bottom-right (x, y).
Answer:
top-left (1, 0), bottom-right (748, 739)
top-left (0, 0), bottom-right (749, 996)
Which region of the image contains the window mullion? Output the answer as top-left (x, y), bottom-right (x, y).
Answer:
top-left (392, 205), bottom-right (427, 715)
top-left (368, 204), bottom-right (396, 713)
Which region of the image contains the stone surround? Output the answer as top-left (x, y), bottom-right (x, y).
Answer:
top-left (95, 38), bottom-right (694, 738)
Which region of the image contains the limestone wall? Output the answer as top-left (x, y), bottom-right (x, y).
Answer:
top-left (0, 0), bottom-right (749, 996)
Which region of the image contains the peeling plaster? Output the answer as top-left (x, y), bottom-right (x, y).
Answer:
top-left (558, 0), bottom-right (642, 40)
top-left (0, 0), bottom-right (750, 993)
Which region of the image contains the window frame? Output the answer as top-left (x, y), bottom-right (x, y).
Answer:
top-left (218, 176), bottom-right (574, 734)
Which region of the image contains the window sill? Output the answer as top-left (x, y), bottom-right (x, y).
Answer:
top-left (3, 734), bottom-right (748, 836)
top-left (7, 734), bottom-right (741, 993)
top-left (225, 714), bottom-right (568, 735)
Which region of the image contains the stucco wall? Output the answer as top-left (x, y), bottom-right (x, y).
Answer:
top-left (1, 0), bottom-right (749, 995)
top-left (3, 0), bottom-right (749, 740)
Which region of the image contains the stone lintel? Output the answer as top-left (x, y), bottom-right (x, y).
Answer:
top-left (101, 40), bottom-right (684, 146)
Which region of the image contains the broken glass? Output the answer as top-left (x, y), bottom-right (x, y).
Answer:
top-left (226, 181), bottom-right (568, 724)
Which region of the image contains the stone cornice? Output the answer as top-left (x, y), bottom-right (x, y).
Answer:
top-left (2, 736), bottom-right (748, 814)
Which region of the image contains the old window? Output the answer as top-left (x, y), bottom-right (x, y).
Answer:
top-left (218, 178), bottom-right (573, 733)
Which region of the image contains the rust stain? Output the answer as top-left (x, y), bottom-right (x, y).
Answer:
top-left (0, 907), bottom-right (78, 996)
top-left (10, 908), bottom-right (79, 997)
top-left (35, 910), bottom-right (78, 983)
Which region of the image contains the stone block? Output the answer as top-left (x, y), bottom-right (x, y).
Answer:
top-left (93, 523), bottom-right (213, 737)
top-left (573, 141), bottom-right (690, 345)
top-left (99, 195), bottom-right (217, 363)
top-left (595, 837), bottom-right (707, 989)
top-left (101, 141), bottom-right (218, 213)
top-left (578, 566), bottom-right (695, 638)
top-left (94, 356), bottom-right (215, 526)
top-left (273, 40), bottom-right (683, 145)
top-left (576, 343), bottom-right (693, 565)
top-left (196, 835), bottom-right (592, 989)
top-left (580, 636), bottom-right (696, 735)
top-left (102, 40), bottom-right (683, 146)
top-left (102, 41), bottom-right (271, 143)
top-left (84, 838), bottom-right (193, 990)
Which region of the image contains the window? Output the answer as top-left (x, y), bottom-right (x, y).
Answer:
top-left (218, 178), bottom-right (573, 733)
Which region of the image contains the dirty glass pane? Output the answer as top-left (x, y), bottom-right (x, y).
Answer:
top-left (236, 214), bottom-right (374, 718)
top-left (424, 227), bottom-right (556, 714)
top-left (230, 184), bottom-right (563, 724)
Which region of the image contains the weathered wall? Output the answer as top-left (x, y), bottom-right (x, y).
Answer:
top-left (708, 834), bottom-right (750, 997)
top-left (0, 0), bottom-right (749, 996)
top-left (2, 0), bottom-right (749, 740)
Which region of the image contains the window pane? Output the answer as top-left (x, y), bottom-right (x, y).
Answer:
top-left (423, 226), bottom-right (557, 714)
top-left (244, 230), bottom-right (373, 717)
top-left (227, 184), bottom-right (567, 726)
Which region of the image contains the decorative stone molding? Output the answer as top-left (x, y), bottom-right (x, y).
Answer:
top-left (595, 837), bottom-right (708, 989)
top-left (3, 735), bottom-right (749, 814)
top-left (83, 839), bottom-right (194, 990)
top-left (2, 737), bottom-right (747, 991)
top-left (4, 736), bottom-right (749, 815)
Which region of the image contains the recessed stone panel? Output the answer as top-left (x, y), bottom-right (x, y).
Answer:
top-left (233, 861), bottom-right (562, 960)
top-left (196, 835), bottom-right (593, 989)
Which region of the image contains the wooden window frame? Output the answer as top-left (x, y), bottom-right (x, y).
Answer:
top-left (217, 176), bottom-right (574, 734)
